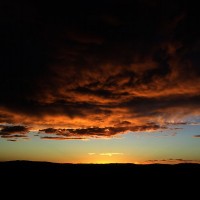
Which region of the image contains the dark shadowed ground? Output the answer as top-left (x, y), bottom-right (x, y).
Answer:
top-left (1, 160), bottom-right (199, 179)
top-left (0, 161), bottom-right (199, 195)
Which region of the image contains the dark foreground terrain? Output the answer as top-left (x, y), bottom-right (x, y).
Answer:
top-left (1, 161), bottom-right (200, 193)
top-left (0, 161), bottom-right (199, 179)
top-left (1, 161), bottom-right (199, 196)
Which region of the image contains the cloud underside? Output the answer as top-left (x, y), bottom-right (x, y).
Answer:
top-left (1, 1), bottom-right (200, 140)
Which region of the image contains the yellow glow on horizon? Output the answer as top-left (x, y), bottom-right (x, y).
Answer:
top-left (63, 153), bottom-right (139, 164)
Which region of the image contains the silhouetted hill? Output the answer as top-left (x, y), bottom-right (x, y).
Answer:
top-left (0, 160), bottom-right (199, 179)
top-left (1, 161), bottom-right (199, 195)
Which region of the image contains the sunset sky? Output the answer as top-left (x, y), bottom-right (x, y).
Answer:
top-left (0, 0), bottom-right (200, 164)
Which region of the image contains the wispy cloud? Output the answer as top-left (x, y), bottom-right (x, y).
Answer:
top-left (88, 153), bottom-right (96, 156)
top-left (41, 136), bottom-right (88, 140)
top-left (99, 153), bottom-right (124, 157)
top-left (193, 135), bottom-right (200, 138)
top-left (145, 158), bottom-right (200, 164)
top-left (190, 122), bottom-right (200, 126)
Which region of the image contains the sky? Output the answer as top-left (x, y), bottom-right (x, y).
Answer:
top-left (0, 0), bottom-right (200, 164)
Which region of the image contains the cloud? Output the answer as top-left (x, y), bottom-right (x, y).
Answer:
top-left (7, 139), bottom-right (17, 142)
top-left (165, 122), bottom-right (188, 126)
top-left (0, 125), bottom-right (29, 134)
top-left (88, 153), bottom-right (96, 155)
top-left (1, 1), bottom-right (200, 140)
top-left (41, 136), bottom-right (87, 140)
top-left (193, 135), bottom-right (200, 138)
top-left (145, 159), bottom-right (200, 164)
top-left (99, 153), bottom-right (124, 157)
top-left (38, 123), bottom-right (165, 139)
top-left (190, 122), bottom-right (200, 126)
top-left (88, 152), bottom-right (124, 156)
top-left (114, 121), bottom-right (132, 127)
top-left (146, 131), bottom-right (177, 138)
top-left (0, 125), bottom-right (29, 141)
top-left (1, 134), bottom-right (27, 138)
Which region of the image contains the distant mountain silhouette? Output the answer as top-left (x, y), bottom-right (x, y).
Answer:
top-left (0, 160), bottom-right (199, 195)
top-left (0, 160), bottom-right (199, 179)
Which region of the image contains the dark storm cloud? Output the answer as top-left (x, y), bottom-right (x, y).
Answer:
top-left (1, 0), bottom-right (200, 139)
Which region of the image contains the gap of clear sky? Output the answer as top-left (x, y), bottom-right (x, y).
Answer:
top-left (0, 1), bottom-right (200, 164)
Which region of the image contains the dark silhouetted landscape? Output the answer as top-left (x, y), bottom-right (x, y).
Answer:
top-left (1, 161), bottom-right (199, 181)
top-left (1, 3), bottom-right (200, 195)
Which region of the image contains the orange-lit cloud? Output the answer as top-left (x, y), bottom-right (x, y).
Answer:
top-left (1, 1), bottom-right (200, 141)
